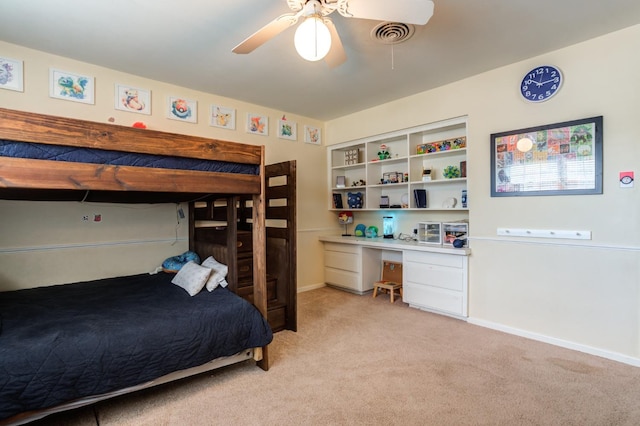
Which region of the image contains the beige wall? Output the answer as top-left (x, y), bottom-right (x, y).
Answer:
top-left (0, 41), bottom-right (332, 290)
top-left (326, 25), bottom-right (640, 363)
top-left (2, 25), bottom-right (639, 363)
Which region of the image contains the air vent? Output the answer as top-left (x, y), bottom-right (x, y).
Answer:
top-left (370, 22), bottom-right (415, 45)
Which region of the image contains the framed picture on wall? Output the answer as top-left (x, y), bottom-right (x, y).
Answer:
top-left (490, 116), bottom-right (603, 197)
top-left (49, 68), bottom-right (94, 104)
top-left (247, 113), bottom-right (268, 136)
top-left (115, 84), bottom-right (151, 114)
top-left (210, 105), bottom-right (236, 130)
top-left (304, 125), bottom-right (321, 145)
top-left (167, 97), bottom-right (197, 123)
top-left (0, 56), bottom-right (23, 92)
top-left (278, 118), bottom-right (297, 140)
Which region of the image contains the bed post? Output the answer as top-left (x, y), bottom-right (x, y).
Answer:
top-left (253, 145), bottom-right (269, 371)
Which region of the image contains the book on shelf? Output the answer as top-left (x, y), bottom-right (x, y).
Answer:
top-left (413, 189), bottom-right (427, 208)
top-left (332, 193), bottom-right (343, 209)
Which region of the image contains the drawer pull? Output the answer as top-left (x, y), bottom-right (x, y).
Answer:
top-left (237, 241), bottom-right (243, 248)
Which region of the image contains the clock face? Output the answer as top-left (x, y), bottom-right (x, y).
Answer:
top-left (520, 65), bottom-right (563, 102)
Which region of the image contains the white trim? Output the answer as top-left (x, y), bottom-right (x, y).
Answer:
top-left (470, 236), bottom-right (640, 252)
top-left (468, 317), bottom-right (640, 368)
top-left (298, 282), bottom-right (326, 293)
top-left (0, 238), bottom-right (188, 254)
top-left (298, 227), bottom-right (336, 233)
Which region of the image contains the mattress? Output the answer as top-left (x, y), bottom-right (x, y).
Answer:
top-left (0, 273), bottom-right (273, 420)
top-left (0, 140), bottom-right (259, 175)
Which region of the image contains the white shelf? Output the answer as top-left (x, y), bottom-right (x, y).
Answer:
top-left (411, 178), bottom-right (467, 185)
top-left (328, 117), bottom-right (469, 213)
top-left (409, 147), bottom-right (467, 159)
top-left (367, 157), bottom-right (407, 165)
top-left (332, 163), bottom-right (365, 171)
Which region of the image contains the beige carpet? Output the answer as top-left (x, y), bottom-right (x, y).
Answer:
top-left (33, 287), bottom-right (640, 425)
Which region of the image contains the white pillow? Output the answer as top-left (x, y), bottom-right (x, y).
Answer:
top-left (202, 256), bottom-right (229, 291)
top-left (171, 261), bottom-right (211, 296)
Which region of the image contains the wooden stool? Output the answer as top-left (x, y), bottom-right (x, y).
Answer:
top-left (372, 261), bottom-right (403, 303)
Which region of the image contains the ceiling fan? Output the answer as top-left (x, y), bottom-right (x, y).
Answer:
top-left (232, 0), bottom-right (435, 68)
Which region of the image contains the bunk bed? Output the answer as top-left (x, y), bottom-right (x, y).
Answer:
top-left (0, 108), bottom-right (272, 425)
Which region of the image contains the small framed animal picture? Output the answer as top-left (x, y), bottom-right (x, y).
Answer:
top-left (115, 84), bottom-right (151, 114)
top-left (247, 113), bottom-right (268, 136)
top-left (304, 125), bottom-right (321, 145)
top-left (167, 96), bottom-right (197, 123)
top-left (210, 105), bottom-right (236, 130)
top-left (278, 118), bottom-right (297, 141)
top-left (0, 56), bottom-right (23, 92)
top-left (49, 68), bottom-right (94, 104)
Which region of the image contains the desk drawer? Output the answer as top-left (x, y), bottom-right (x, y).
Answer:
top-left (405, 261), bottom-right (463, 292)
top-left (324, 250), bottom-right (360, 273)
top-left (324, 242), bottom-right (361, 255)
top-left (404, 250), bottom-right (464, 268)
top-left (404, 282), bottom-right (463, 315)
top-left (325, 267), bottom-right (360, 291)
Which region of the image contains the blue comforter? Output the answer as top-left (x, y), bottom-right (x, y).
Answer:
top-left (0, 273), bottom-right (272, 420)
top-left (0, 140), bottom-right (259, 175)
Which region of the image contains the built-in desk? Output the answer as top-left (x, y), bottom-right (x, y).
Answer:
top-left (319, 235), bottom-right (470, 319)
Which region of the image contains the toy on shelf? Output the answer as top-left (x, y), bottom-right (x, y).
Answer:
top-left (347, 192), bottom-right (363, 209)
top-left (377, 144), bottom-right (391, 160)
top-left (443, 165), bottom-right (461, 179)
top-left (338, 211), bottom-right (354, 236)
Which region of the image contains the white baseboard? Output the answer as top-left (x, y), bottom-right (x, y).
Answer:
top-left (298, 282), bottom-right (326, 293)
top-left (468, 317), bottom-right (640, 368)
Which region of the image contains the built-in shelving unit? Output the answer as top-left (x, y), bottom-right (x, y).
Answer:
top-left (328, 116), bottom-right (468, 213)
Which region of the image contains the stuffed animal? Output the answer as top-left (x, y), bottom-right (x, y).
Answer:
top-left (162, 251), bottom-right (201, 272)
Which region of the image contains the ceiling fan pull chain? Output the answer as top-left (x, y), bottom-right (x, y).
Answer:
top-left (391, 44), bottom-right (395, 70)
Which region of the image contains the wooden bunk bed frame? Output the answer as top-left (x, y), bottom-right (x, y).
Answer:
top-left (0, 107), bottom-right (271, 423)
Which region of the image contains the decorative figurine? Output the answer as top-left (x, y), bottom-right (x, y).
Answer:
top-left (347, 192), bottom-right (363, 209)
top-left (377, 144), bottom-right (391, 160)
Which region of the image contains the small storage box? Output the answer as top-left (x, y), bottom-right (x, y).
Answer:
top-left (418, 222), bottom-right (442, 245)
top-left (442, 222), bottom-right (468, 247)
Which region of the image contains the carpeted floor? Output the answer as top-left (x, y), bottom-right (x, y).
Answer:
top-left (32, 286), bottom-right (640, 425)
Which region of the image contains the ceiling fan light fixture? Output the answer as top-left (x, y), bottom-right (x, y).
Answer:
top-left (294, 16), bottom-right (332, 62)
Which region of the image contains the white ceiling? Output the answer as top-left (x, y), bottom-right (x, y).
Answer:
top-left (1, 0), bottom-right (640, 121)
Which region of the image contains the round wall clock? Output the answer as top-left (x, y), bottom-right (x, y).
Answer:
top-left (520, 65), bottom-right (563, 102)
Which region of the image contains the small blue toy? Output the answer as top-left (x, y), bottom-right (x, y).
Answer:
top-left (365, 226), bottom-right (378, 238)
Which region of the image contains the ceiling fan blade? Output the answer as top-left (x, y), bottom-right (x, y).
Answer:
top-left (232, 12), bottom-right (300, 54)
top-left (323, 19), bottom-right (346, 68)
top-left (338, 0), bottom-right (434, 26)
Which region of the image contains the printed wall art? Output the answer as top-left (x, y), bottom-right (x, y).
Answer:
top-left (247, 113), bottom-right (268, 136)
top-left (210, 105), bottom-right (236, 130)
top-left (304, 125), bottom-right (321, 145)
top-left (278, 118), bottom-right (297, 140)
top-left (115, 84), bottom-right (151, 114)
top-left (49, 68), bottom-right (94, 104)
top-left (167, 96), bottom-right (197, 123)
top-left (490, 116), bottom-right (603, 197)
top-left (0, 56), bottom-right (23, 92)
